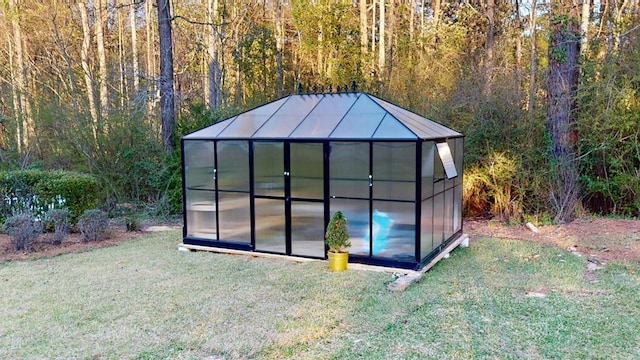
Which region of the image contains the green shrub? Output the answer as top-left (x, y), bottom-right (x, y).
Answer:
top-left (325, 211), bottom-right (351, 253)
top-left (125, 214), bottom-right (141, 232)
top-left (78, 209), bottom-right (109, 242)
top-left (0, 170), bottom-right (100, 222)
top-left (1, 213), bottom-right (43, 251)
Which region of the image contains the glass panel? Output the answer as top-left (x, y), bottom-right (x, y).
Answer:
top-left (290, 95), bottom-right (356, 137)
top-left (420, 198), bottom-right (434, 258)
top-left (184, 141), bottom-right (216, 239)
top-left (183, 116), bottom-right (237, 139)
top-left (291, 143), bottom-right (324, 199)
top-left (218, 115), bottom-right (272, 138)
top-left (421, 141), bottom-right (435, 200)
top-left (218, 192), bottom-right (251, 243)
top-left (371, 201), bottom-right (415, 262)
top-left (373, 142), bottom-right (415, 201)
top-left (454, 184), bottom-right (463, 233)
top-left (254, 95), bottom-right (323, 137)
top-left (436, 142), bottom-right (457, 180)
top-left (329, 142), bottom-right (369, 199)
top-left (254, 198), bottom-right (285, 253)
top-left (455, 138), bottom-right (464, 186)
top-left (184, 140), bottom-right (215, 191)
top-left (445, 138), bottom-right (457, 189)
top-left (444, 187), bottom-right (454, 240)
top-left (433, 193), bottom-right (445, 246)
top-left (291, 202), bottom-right (325, 257)
top-left (185, 189), bottom-right (217, 239)
top-left (253, 142), bottom-right (284, 197)
top-left (217, 141), bottom-right (250, 191)
top-left (331, 198), bottom-right (370, 256)
top-left (330, 96), bottom-right (386, 138)
top-left (372, 114), bottom-right (416, 139)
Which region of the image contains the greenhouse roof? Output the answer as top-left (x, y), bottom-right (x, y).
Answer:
top-left (183, 92), bottom-right (462, 140)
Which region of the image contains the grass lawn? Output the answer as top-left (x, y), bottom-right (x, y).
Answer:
top-left (1, 230), bottom-right (639, 359)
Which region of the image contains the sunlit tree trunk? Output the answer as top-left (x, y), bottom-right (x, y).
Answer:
top-left (9, 0), bottom-right (32, 153)
top-left (360, 0), bottom-right (368, 54)
top-left (78, 2), bottom-right (99, 139)
top-left (207, 0), bottom-right (221, 107)
top-left (117, 1), bottom-right (127, 108)
top-left (378, 0), bottom-right (385, 73)
top-left (580, 0), bottom-right (590, 55)
top-left (515, 0), bottom-right (523, 101)
top-left (95, 0), bottom-right (108, 121)
top-left (274, 0), bottom-right (283, 97)
top-left (547, 0), bottom-right (581, 223)
top-left (145, 0), bottom-right (157, 132)
top-left (130, 0), bottom-right (140, 94)
top-left (157, 0), bottom-right (175, 153)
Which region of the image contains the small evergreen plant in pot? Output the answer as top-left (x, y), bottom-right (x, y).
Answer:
top-left (325, 211), bottom-right (351, 271)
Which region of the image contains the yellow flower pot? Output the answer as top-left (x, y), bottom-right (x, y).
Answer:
top-left (328, 251), bottom-right (349, 272)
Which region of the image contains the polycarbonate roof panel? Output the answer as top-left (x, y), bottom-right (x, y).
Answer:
top-left (217, 97), bottom-right (288, 137)
top-left (253, 95), bottom-right (323, 137)
top-left (290, 93), bottom-right (358, 137)
top-left (183, 115), bottom-right (238, 139)
top-left (329, 95), bottom-right (387, 138)
top-left (372, 113), bottom-right (416, 139)
top-left (183, 93), bottom-right (462, 140)
top-left (370, 96), bottom-right (462, 138)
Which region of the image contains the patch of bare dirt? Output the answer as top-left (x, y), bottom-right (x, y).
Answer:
top-left (467, 216), bottom-right (640, 262)
top-left (0, 219), bottom-right (181, 262)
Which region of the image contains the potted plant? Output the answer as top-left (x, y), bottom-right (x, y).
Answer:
top-left (325, 211), bottom-right (351, 271)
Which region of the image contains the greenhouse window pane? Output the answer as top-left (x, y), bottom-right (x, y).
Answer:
top-left (218, 192), bottom-right (251, 244)
top-left (253, 142), bottom-right (284, 197)
top-left (331, 199), bottom-right (370, 256)
top-left (455, 138), bottom-right (464, 186)
top-left (420, 198), bottom-right (434, 258)
top-left (254, 198), bottom-right (285, 253)
top-left (421, 141), bottom-right (435, 200)
top-left (185, 189), bottom-right (216, 239)
top-left (217, 141), bottom-right (250, 191)
top-left (291, 201), bottom-right (325, 257)
top-left (329, 142), bottom-right (370, 199)
top-left (373, 142), bottom-right (415, 201)
top-left (184, 141), bottom-right (215, 190)
top-left (433, 192), bottom-right (445, 246)
top-left (436, 142), bottom-right (457, 179)
top-left (291, 143), bottom-right (324, 199)
top-left (371, 202), bottom-right (415, 262)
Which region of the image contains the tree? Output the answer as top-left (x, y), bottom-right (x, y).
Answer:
top-left (157, 0), bottom-right (175, 154)
top-left (546, 0), bottom-right (581, 223)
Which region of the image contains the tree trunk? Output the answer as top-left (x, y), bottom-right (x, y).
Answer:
top-left (527, 0), bottom-right (538, 123)
top-left (78, 2), bottom-right (99, 139)
top-left (378, 0), bottom-right (385, 73)
top-left (207, 0), bottom-right (221, 107)
top-left (483, 0), bottom-right (495, 97)
top-left (117, 1), bottom-right (127, 108)
top-left (274, 0), bottom-right (283, 97)
top-left (546, 0), bottom-right (581, 223)
top-left (95, 0), bottom-right (108, 121)
top-left (9, 0), bottom-right (32, 154)
top-left (580, 0), bottom-right (590, 55)
top-left (157, 0), bottom-right (175, 154)
top-left (360, 0), bottom-right (368, 54)
top-left (515, 0), bottom-right (523, 101)
top-left (130, 0), bottom-right (140, 94)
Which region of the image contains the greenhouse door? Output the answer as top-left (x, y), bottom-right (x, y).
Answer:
top-left (253, 141), bottom-right (325, 258)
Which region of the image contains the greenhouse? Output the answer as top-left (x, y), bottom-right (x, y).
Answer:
top-left (181, 92), bottom-right (464, 269)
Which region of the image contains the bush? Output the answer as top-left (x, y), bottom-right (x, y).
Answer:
top-left (0, 170), bottom-right (100, 223)
top-left (1, 213), bottom-right (43, 251)
top-left (125, 214), bottom-right (141, 232)
top-left (45, 208), bottom-right (71, 245)
top-left (78, 209), bottom-right (109, 242)
top-left (325, 211), bottom-right (351, 253)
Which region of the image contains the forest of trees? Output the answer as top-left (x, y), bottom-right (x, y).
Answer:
top-left (0, 0), bottom-right (638, 222)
